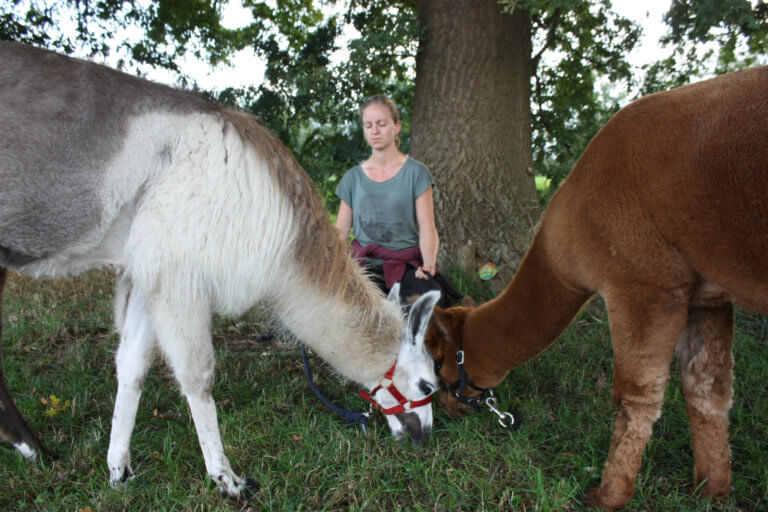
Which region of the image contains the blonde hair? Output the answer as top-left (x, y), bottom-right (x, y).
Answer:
top-left (360, 95), bottom-right (401, 148)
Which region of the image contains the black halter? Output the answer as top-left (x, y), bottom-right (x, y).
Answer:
top-left (438, 346), bottom-right (491, 408)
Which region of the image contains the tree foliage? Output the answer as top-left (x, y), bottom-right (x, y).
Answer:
top-left (2, 0), bottom-right (767, 202)
top-left (1, 1), bottom-right (243, 77)
top-left (506, 0), bottom-right (641, 191)
top-left (642, 0), bottom-right (768, 94)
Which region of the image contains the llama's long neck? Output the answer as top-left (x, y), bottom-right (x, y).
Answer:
top-left (275, 265), bottom-right (402, 389)
top-left (463, 236), bottom-right (592, 387)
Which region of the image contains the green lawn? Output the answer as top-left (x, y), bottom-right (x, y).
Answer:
top-left (1, 271), bottom-right (765, 511)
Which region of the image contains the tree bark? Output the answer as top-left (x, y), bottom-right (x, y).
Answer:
top-left (410, 0), bottom-right (539, 284)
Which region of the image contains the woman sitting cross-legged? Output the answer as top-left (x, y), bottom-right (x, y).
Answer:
top-left (335, 94), bottom-right (448, 306)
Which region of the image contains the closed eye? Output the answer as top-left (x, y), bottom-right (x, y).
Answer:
top-left (418, 380), bottom-right (436, 396)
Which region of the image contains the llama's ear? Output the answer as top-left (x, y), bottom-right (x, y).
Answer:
top-left (406, 290), bottom-right (441, 345)
top-left (386, 282), bottom-right (401, 304)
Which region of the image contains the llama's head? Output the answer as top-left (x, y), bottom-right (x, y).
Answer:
top-left (368, 286), bottom-right (441, 444)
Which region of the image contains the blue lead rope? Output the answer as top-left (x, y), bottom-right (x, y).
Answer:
top-left (300, 342), bottom-right (370, 433)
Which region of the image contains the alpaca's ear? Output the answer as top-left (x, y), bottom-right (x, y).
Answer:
top-left (432, 306), bottom-right (453, 337)
top-left (406, 290), bottom-right (441, 345)
top-left (428, 306), bottom-right (468, 354)
top-left (430, 306), bottom-right (453, 340)
top-left (423, 306), bottom-right (449, 362)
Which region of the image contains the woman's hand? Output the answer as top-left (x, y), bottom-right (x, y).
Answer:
top-left (415, 262), bottom-right (437, 279)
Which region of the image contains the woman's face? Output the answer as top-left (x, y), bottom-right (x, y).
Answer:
top-left (362, 103), bottom-right (401, 151)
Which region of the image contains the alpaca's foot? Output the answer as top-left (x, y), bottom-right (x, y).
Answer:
top-left (693, 474), bottom-right (732, 500)
top-left (579, 487), bottom-right (628, 512)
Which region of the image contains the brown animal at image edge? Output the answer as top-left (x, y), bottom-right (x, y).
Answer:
top-left (0, 268), bottom-right (55, 458)
top-left (425, 66), bottom-right (768, 511)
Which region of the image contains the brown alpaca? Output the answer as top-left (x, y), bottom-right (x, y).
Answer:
top-left (425, 66), bottom-right (768, 511)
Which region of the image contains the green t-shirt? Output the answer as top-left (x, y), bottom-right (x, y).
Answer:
top-left (336, 158), bottom-right (435, 255)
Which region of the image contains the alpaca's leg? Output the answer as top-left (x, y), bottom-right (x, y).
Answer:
top-left (107, 280), bottom-right (157, 485)
top-left (149, 294), bottom-right (254, 499)
top-left (676, 304), bottom-right (734, 499)
top-left (582, 288), bottom-right (689, 511)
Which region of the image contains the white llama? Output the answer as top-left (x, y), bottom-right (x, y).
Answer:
top-left (0, 42), bottom-right (440, 499)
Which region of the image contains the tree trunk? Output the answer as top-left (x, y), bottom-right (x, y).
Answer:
top-left (410, 0), bottom-right (539, 285)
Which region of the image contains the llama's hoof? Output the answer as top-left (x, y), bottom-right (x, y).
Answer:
top-left (216, 473), bottom-right (259, 501)
top-left (108, 465), bottom-right (134, 487)
top-left (241, 478), bottom-right (259, 500)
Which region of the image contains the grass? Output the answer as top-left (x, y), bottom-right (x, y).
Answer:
top-left (0, 272), bottom-right (766, 511)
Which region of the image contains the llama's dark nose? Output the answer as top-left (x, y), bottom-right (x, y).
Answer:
top-left (396, 412), bottom-right (430, 445)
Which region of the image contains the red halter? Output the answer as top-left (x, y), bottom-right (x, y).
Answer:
top-left (359, 359), bottom-right (433, 415)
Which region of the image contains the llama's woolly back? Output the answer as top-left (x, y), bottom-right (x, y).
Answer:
top-left (0, 41), bottom-right (381, 324)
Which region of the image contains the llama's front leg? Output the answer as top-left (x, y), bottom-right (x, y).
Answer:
top-left (150, 296), bottom-right (256, 500)
top-left (107, 283), bottom-right (156, 486)
top-left (676, 305), bottom-right (734, 499)
top-left (582, 290), bottom-right (689, 511)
